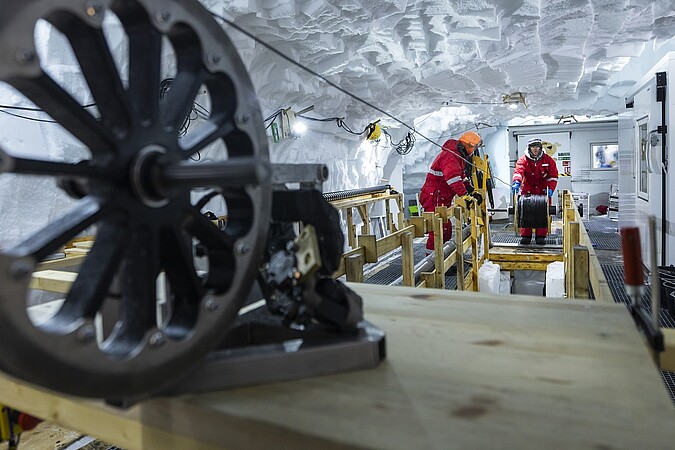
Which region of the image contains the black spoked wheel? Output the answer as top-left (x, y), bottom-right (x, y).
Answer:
top-left (0, 0), bottom-right (270, 398)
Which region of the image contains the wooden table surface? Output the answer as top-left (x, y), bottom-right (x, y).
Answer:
top-left (2, 283), bottom-right (674, 449)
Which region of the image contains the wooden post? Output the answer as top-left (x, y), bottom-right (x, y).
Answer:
top-left (454, 207), bottom-right (465, 291)
top-left (470, 205), bottom-right (478, 292)
top-left (346, 208), bottom-right (355, 248)
top-left (420, 272), bottom-right (435, 289)
top-left (385, 200), bottom-right (393, 234)
top-left (396, 193), bottom-right (405, 230)
top-left (567, 221), bottom-right (580, 298)
top-left (345, 254), bottom-right (364, 283)
top-left (573, 245), bottom-right (590, 299)
top-left (357, 205), bottom-right (370, 235)
top-left (434, 215), bottom-right (445, 289)
top-left (411, 216), bottom-right (426, 237)
top-left (357, 235), bottom-right (378, 263)
top-left (401, 231), bottom-right (414, 287)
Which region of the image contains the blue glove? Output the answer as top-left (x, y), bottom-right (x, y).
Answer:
top-left (511, 180), bottom-right (520, 194)
top-left (547, 187), bottom-right (554, 198)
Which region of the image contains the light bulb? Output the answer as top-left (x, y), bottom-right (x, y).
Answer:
top-left (292, 120), bottom-right (306, 136)
top-left (508, 103), bottom-right (519, 110)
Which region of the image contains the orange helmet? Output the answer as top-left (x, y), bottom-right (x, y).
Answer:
top-left (458, 131), bottom-right (481, 155)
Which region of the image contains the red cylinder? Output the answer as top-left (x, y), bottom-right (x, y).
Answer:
top-left (620, 227), bottom-right (644, 286)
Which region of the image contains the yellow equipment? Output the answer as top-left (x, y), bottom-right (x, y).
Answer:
top-left (366, 120), bottom-right (382, 140)
top-left (0, 404), bottom-right (41, 449)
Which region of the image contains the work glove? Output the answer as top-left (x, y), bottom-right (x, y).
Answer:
top-left (511, 180), bottom-right (520, 194)
top-left (471, 191), bottom-right (483, 205)
top-left (460, 194), bottom-right (475, 205)
top-left (547, 187), bottom-right (554, 198)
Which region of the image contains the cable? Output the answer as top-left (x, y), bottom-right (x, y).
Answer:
top-left (0, 109), bottom-right (58, 123)
top-left (382, 128), bottom-right (415, 155)
top-left (0, 102), bottom-right (96, 112)
top-left (210, 13), bottom-right (438, 145)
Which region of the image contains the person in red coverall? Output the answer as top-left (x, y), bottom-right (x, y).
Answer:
top-left (419, 131), bottom-right (482, 252)
top-left (512, 137), bottom-right (559, 245)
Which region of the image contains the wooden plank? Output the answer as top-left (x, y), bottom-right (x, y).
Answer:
top-left (489, 251), bottom-right (563, 263)
top-left (332, 247), bottom-right (366, 278)
top-left (358, 235), bottom-right (378, 263)
top-left (345, 254), bottom-right (364, 283)
top-left (2, 284), bottom-right (675, 449)
top-left (661, 328), bottom-right (675, 371)
top-left (429, 216), bottom-right (442, 289)
top-left (385, 200), bottom-right (393, 233)
top-left (30, 270), bottom-right (77, 293)
top-left (346, 208), bottom-right (355, 248)
top-left (410, 216), bottom-right (426, 237)
top-left (496, 261), bottom-right (552, 271)
top-left (401, 232), bottom-right (414, 287)
top-left (36, 254), bottom-right (87, 271)
top-left (376, 225), bottom-right (415, 257)
top-left (454, 207), bottom-right (465, 291)
top-left (573, 245), bottom-right (590, 299)
top-left (470, 206), bottom-right (478, 291)
top-left (576, 213), bottom-right (614, 304)
top-left (420, 272), bottom-right (435, 289)
top-left (356, 205), bottom-right (370, 235)
top-left (396, 193), bottom-right (405, 230)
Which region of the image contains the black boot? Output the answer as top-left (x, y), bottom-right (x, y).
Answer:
top-left (519, 236), bottom-right (531, 245)
top-left (535, 236), bottom-right (546, 245)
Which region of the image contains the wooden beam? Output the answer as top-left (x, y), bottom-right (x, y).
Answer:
top-left (573, 245), bottom-right (590, 299)
top-left (346, 208), bottom-right (355, 248)
top-left (345, 254), bottom-right (364, 283)
top-left (36, 255), bottom-right (87, 271)
top-left (661, 329), bottom-right (675, 371)
top-left (30, 270), bottom-right (77, 293)
top-left (376, 225), bottom-right (415, 257)
top-left (357, 235), bottom-right (378, 263)
top-left (420, 272), bottom-right (435, 289)
top-left (433, 215), bottom-right (445, 289)
top-left (454, 207), bottom-right (465, 291)
top-left (410, 216), bottom-right (426, 237)
top-left (496, 261), bottom-right (552, 271)
top-left (332, 247), bottom-right (366, 278)
top-left (401, 232), bottom-right (414, 287)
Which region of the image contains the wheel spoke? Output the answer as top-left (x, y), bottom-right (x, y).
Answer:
top-left (160, 67), bottom-right (203, 134)
top-left (161, 225), bottom-right (203, 335)
top-left (0, 147), bottom-right (107, 179)
top-left (41, 221), bottom-right (128, 331)
top-left (104, 226), bottom-right (159, 356)
top-left (179, 120), bottom-right (234, 155)
top-left (127, 24), bottom-right (161, 125)
top-left (9, 73), bottom-right (116, 156)
top-left (7, 197), bottom-right (107, 261)
top-left (185, 206), bottom-right (235, 250)
top-left (54, 18), bottom-right (130, 136)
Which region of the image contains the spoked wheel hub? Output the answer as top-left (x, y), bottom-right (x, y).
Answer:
top-left (0, 0), bottom-right (270, 398)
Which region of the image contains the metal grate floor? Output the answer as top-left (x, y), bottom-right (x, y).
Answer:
top-left (601, 264), bottom-right (675, 402)
top-left (492, 233), bottom-right (562, 246)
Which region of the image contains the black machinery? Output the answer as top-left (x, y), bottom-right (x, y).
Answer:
top-left (0, 0), bottom-right (384, 405)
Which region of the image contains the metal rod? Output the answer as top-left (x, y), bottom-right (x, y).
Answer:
top-left (649, 216), bottom-right (661, 332)
top-left (323, 185), bottom-right (391, 202)
top-left (161, 157), bottom-right (268, 188)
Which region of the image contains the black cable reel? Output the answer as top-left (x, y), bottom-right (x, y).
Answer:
top-left (0, 0), bottom-right (271, 398)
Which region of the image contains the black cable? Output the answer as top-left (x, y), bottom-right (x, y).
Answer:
top-left (210, 12), bottom-right (438, 145)
top-left (209, 11), bottom-right (512, 188)
top-left (0, 109), bottom-right (58, 123)
top-left (0, 102), bottom-right (96, 111)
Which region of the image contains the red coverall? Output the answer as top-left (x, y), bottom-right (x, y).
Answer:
top-left (419, 139), bottom-right (469, 250)
top-left (512, 151), bottom-right (559, 238)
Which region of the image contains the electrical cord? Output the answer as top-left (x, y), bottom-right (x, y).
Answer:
top-left (208, 11), bottom-right (512, 187)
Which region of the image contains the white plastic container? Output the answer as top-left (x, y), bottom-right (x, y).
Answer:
top-left (478, 260), bottom-right (501, 294)
top-left (499, 271), bottom-right (511, 294)
top-left (545, 261), bottom-right (565, 298)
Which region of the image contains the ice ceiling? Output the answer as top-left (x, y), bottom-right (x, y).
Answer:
top-left (205, 0), bottom-right (675, 127)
